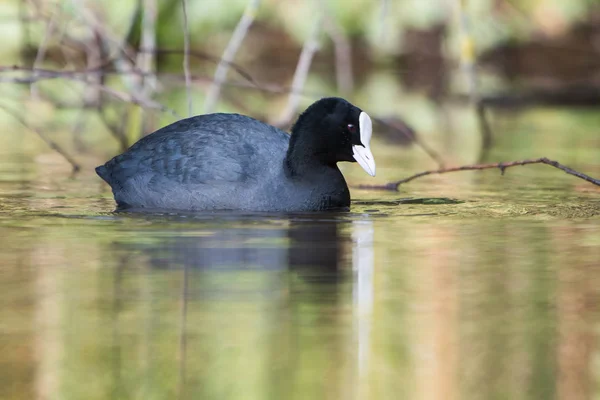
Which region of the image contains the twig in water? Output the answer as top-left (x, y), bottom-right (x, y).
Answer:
top-left (203, 0), bottom-right (260, 114)
top-left (358, 158), bottom-right (600, 191)
top-left (0, 102), bottom-right (81, 173)
top-left (273, 14), bottom-right (323, 128)
top-left (181, 0), bottom-right (193, 116)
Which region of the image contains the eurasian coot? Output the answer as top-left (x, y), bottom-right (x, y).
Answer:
top-left (96, 97), bottom-right (376, 211)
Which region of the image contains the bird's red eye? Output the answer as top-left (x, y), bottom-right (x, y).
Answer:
top-left (347, 124), bottom-right (356, 133)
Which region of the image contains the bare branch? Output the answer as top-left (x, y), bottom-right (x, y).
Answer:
top-left (453, 0), bottom-right (492, 156)
top-left (0, 65), bottom-right (180, 116)
top-left (373, 116), bottom-right (446, 168)
top-left (324, 16), bottom-right (353, 96)
top-left (19, 0), bottom-right (32, 56)
top-left (181, 0), bottom-right (193, 116)
top-left (0, 102), bottom-right (81, 173)
top-left (98, 105), bottom-right (130, 151)
top-left (358, 158), bottom-right (600, 191)
top-left (454, 0), bottom-right (478, 103)
top-left (139, 0), bottom-right (158, 98)
top-left (379, 0), bottom-right (389, 42)
top-left (31, 2), bottom-right (62, 99)
top-left (70, 0), bottom-right (152, 101)
top-left (273, 14), bottom-right (323, 128)
top-left (203, 0), bottom-right (260, 114)
top-left (97, 85), bottom-right (179, 116)
top-left (138, 0), bottom-right (159, 137)
top-left (153, 48), bottom-right (260, 86)
top-left (0, 63), bottom-right (326, 102)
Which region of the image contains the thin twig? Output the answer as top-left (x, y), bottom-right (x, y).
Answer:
top-left (19, 0), bottom-right (32, 61)
top-left (455, 0), bottom-right (478, 103)
top-left (454, 0), bottom-right (492, 157)
top-left (358, 158), bottom-right (600, 191)
top-left (0, 66), bottom-right (179, 116)
top-left (373, 117), bottom-right (446, 168)
top-left (153, 48), bottom-right (260, 86)
top-left (1, 45), bottom-right (261, 86)
top-left (80, 28), bottom-right (104, 108)
top-left (98, 106), bottom-right (130, 151)
top-left (0, 63), bottom-right (325, 100)
top-left (70, 0), bottom-right (153, 104)
top-left (203, 0), bottom-right (260, 114)
top-left (0, 102), bottom-right (81, 173)
top-left (379, 0), bottom-right (389, 42)
top-left (324, 15), bottom-right (353, 96)
top-left (69, 0), bottom-right (138, 73)
top-left (181, 0), bottom-right (193, 116)
top-left (138, 0), bottom-right (158, 137)
top-left (476, 102), bottom-right (492, 162)
top-left (94, 82), bottom-right (178, 115)
top-left (139, 0), bottom-right (157, 98)
top-left (71, 109), bottom-right (89, 153)
top-left (273, 14), bottom-right (323, 128)
top-left (31, 1), bottom-right (62, 99)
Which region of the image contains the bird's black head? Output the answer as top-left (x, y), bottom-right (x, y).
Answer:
top-left (286, 97), bottom-right (376, 177)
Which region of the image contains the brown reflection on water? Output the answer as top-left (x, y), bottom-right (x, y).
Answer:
top-left (34, 245), bottom-right (62, 400)
top-left (399, 224), bottom-right (460, 400)
top-left (1, 92), bottom-right (599, 400)
top-left (1, 203), bottom-right (599, 400)
top-left (555, 225), bottom-right (599, 400)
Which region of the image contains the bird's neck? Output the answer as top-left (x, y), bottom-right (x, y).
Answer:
top-left (284, 149), bottom-right (335, 178)
top-left (284, 128), bottom-right (333, 177)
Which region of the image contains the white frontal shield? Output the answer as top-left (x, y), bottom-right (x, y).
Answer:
top-left (352, 112), bottom-right (376, 176)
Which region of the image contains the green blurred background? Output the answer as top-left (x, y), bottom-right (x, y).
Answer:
top-left (2, 0), bottom-right (599, 171)
top-left (1, 2), bottom-right (599, 400)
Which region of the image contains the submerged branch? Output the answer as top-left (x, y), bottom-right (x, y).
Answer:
top-left (358, 158), bottom-right (600, 191)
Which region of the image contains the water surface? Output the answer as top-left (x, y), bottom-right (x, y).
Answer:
top-left (0, 110), bottom-right (599, 400)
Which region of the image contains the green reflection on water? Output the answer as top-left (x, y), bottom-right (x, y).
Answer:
top-left (0, 109), bottom-right (599, 400)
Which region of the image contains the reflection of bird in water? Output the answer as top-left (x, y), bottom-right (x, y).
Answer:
top-left (113, 217), bottom-right (352, 289)
top-left (106, 217), bottom-right (374, 397)
top-left (288, 220), bottom-right (350, 284)
top-left (146, 226), bottom-right (288, 271)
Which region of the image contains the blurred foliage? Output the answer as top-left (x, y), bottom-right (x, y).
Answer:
top-left (0, 0), bottom-right (598, 167)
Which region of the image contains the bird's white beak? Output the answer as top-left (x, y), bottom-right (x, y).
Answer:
top-left (352, 112), bottom-right (376, 176)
